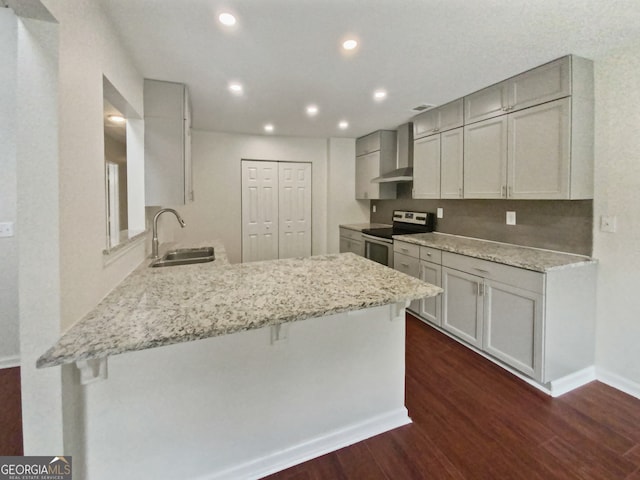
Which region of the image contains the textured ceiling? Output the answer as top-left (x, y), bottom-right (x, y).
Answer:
top-left (99, 0), bottom-right (640, 138)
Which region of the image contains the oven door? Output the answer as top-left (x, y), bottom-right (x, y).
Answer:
top-left (362, 234), bottom-right (394, 267)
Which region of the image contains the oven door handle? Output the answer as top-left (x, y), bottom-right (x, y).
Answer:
top-left (362, 233), bottom-right (394, 244)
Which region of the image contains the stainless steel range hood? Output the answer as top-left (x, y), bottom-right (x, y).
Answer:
top-left (372, 122), bottom-right (413, 183)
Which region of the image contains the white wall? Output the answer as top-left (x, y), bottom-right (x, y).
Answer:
top-left (0, 8), bottom-right (20, 368)
top-left (167, 132), bottom-right (364, 263)
top-left (172, 132), bottom-right (321, 263)
top-left (327, 138), bottom-right (369, 253)
top-left (83, 306), bottom-right (407, 480)
top-left (16, 13), bottom-right (64, 455)
top-left (593, 43), bottom-right (640, 392)
top-left (41, 0), bottom-right (147, 332)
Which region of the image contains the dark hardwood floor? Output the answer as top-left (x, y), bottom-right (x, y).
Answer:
top-left (0, 366), bottom-right (23, 456)
top-left (265, 314), bottom-right (640, 480)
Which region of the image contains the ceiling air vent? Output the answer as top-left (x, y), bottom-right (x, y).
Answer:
top-left (412, 104), bottom-right (435, 112)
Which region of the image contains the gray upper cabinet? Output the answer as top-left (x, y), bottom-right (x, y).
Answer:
top-left (439, 127), bottom-right (464, 199)
top-left (355, 130), bottom-right (397, 200)
top-left (464, 82), bottom-right (510, 125)
top-left (413, 98), bottom-right (464, 139)
top-left (465, 56), bottom-right (571, 125)
top-left (463, 55), bottom-right (593, 200)
top-left (412, 135), bottom-right (441, 199)
top-left (463, 116), bottom-right (508, 199)
top-left (144, 79), bottom-right (193, 206)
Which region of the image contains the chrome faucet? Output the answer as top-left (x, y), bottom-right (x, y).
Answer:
top-left (152, 208), bottom-right (186, 259)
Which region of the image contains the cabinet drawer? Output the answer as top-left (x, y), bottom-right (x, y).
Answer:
top-left (442, 252), bottom-right (544, 294)
top-left (339, 228), bottom-right (362, 242)
top-left (420, 246), bottom-right (442, 264)
top-left (394, 241), bottom-right (420, 258)
top-left (394, 252), bottom-right (420, 278)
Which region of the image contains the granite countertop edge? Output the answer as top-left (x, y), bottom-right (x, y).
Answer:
top-left (392, 232), bottom-right (597, 273)
top-left (37, 243), bottom-right (441, 369)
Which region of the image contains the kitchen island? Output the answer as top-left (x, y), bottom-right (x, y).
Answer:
top-left (38, 241), bottom-right (441, 480)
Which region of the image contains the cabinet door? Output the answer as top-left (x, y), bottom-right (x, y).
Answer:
top-left (509, 56), bottom-right (571, 112)
top-left (355, 152), bottom-right (376, 199)
top-left (463, 116), bottom-right (508, 199)
top-left (440, 127), bottom-right (464, 199)
top-left (339, 237), bottom-right (349, 253)
top-left (464, 81), bottom-right (509, 124)
top-left (420, 261), bottom-right (442, 326)
top-left (483, 279), bottom-right (543, 381)
top-left (442, 267), bottom-right (483, 348)
top-left (507, 98), bottom-right (571, 199)
top-left (413, 135), bottom-right (441, 199)
top-left (394, 252), bottom-right (421, 313)
top-left (413, 109), bottom-right (439, 139)
top-left (350, 240), bottom-right (364, 256)
top-left (355, 131), bottom-right (381, 156)
top-left (438, 98), bottom-right (464, 132)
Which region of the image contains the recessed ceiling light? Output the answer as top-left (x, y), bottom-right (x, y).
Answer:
top-left (264, 124), bottom-right (274, 133)
top-left (373, 89), bottom-right (387, 101)
top-left (342, 39), bottom-right (358, 51)
top-left (107, 115), bottom-right (126, 124)
top-left (218, 12), bottom-right (237, 26)
top-left (228, 82), bottom-right (243, 95)
top-left (338, 120), bottom-right (349, 130)
top-left (306, 105), bottom-right (319, 116)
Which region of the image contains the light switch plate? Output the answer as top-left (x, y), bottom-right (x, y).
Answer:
top-left (600, 215), bottom-right (617, 233)
top-left (0, 222), bottom-right (14, 238)
top-left (437, 208), bottom-right (443, 219)
top-left (506, 211), bottom-right (516, 225)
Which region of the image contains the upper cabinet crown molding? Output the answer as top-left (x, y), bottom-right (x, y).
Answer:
top-left (144, 79), bottom-right (193, 206)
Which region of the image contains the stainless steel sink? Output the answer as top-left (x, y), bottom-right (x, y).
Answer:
top-left (150, 247), bottom-right (215, 268)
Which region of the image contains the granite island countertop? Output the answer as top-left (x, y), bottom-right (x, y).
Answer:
top-left (37, 241), bottom-right (441, 368)
top-left (393, 232), bottom-right (596, 272)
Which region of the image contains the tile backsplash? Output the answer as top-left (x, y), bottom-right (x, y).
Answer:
top-left (370, 184), bottom-right (593, 256)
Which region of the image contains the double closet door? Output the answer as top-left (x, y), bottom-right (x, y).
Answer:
top-left (242, 160), bottom-right (312, 262)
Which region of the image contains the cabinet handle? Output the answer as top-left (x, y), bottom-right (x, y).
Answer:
top-left (476, 282), bottom-right (481, 296)
top-left (459, 187), bottom-right (463, 198)
top-left (401, 248), bottom-right (409, 253)
top-left (508, 186), bottom-right (512, 197)
top-left (425, 252), bottom-right (432, 257)
top-left (479, 282), bottom-right (485, 296)
top-left (474, 268), bottom-right (489, 274)
top-left (501, 185), bottom-right (506, 198)
top-left (401, 263), bottom-right (410, 268)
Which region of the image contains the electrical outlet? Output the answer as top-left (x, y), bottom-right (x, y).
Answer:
top-left (0, 222), bottom-right (14, 238)
top-left (437, 208), bottom-right (443, 219)
top-left (506, 211), bottom-right (516, 225)
top-left (600, 215), bottom-right (617, 233)
top-left (372, 204), bottom-right (376, 213)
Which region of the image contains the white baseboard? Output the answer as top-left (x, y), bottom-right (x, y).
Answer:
top-left (597, 367), bottom-right (640, 400)
top-left (197, 408), bottom-right (412, 480)
top-left (549, 366), bottom-right (597, 397)
top-left (0, 355), bottom-right (20, 369)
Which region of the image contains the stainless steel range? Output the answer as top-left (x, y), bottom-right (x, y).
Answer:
top-left (361, 210), bottom-right (436, 267)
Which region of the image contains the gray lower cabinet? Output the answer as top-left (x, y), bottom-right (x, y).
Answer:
top-left (440, 251), bottom-right (595, 384)
top-left (442, 267), bottom-right (484, 348)
top-left (339, 228), bottom-right (364, 256)
top-left (394, 251), bottom-right (421, 312)
top-left (419, 260), bottom-right (442, 326)
top-left (483, 279), bottom-right (543, 380)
